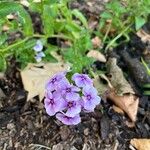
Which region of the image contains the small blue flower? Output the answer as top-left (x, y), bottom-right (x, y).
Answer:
top-left (33, 40), bottom-right (43, 52)
top-left (33, 40), bottom-right (45, 62)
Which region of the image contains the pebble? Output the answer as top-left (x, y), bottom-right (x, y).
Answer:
top-left (0, 88), bottom-right (6, 99)
top-left (7, 123), bottom-right (15, 130)
top-left (59, 126), bottom-right (70, 141)
top-left (84, 128), bottom-right (89, 136)
top-left (52, 143), bottom-right (63, 150)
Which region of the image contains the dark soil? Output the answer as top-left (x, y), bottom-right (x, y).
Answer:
top-left (0, 64), bottom-right (149, 150)
top-left (0, 0), bottom-right (150, 150)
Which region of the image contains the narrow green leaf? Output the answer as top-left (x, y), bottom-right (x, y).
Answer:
top-left (100, 12), bottom-right (112, 19)
top-left (0, 33), bottom-right (7, 46)
top-left (135, 16), bottom-right (146, 30)
top-left (143, 90), bottom-right (150, 95)
top-left (0, 55), bottom-right (6, 72)
top-left (72, 9), bottom-right (88, 28)
top-left (143, 84), bottom-right (150, 88)
top-left (42, 5), bottom-right (55, 36)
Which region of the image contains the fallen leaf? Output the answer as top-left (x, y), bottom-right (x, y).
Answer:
top-left (7, 14), bottom-right (18, 20)
top-left (20, 0), bottom-right (30, 7)
top-left (2, 25), bottom-right (10, 31)
top-left (93, 74), bottom-right (111, 96)
top-left (106, 89), bottom-right (139, 122)
top-left (107, 58), bottom-right (135, 95)
top-left (0, 72), bottom-right (4, 79)
top-left (112, 105), bottom-right (124, 114)
top-left (21, 62), bottom-right (69, 101)
top-left (87, 50), bottom-right (106, 62)
top-left (136, 29), bottom-right (150, 43)
top-left (88, 16), bottom-right (98, 30)
top-left (91, 36), bottom-right (102, 49)
top-left (130, 139), bottom-right (150, 150)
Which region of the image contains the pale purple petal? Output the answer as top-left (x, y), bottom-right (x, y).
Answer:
top-left (65, 101), bottom-right (81, 117)
top-left (56, 113), bottom-right (81, 125)
top-left (71, 86), bottom-right (80, 92)
top-left (93, 96), bottom-right (101, 105)
top-left (72, 73), bottom-right (93, 87)
top-left (82, 98), bottom-right (95, 111)
top-left (33, 40), bottom-right (43, 52)
top-left (35, 55), bottom-right (42, 62)
top-left (66, 92), bottom-right (80, 101)
top-left (46, 72), bottom-right (66, 91)
top-left (44, 91), bottom-right (66, 116)
top-left (59, 79), bottom-right (80, 100)
top-left (37, 51), bottom-right (45, 57)
top-left (46, 106), bottom-right (56, 116)
top-left (82, 86), bottom-right (101, 111)
top-left (82, 86), bottom-right (97, 96)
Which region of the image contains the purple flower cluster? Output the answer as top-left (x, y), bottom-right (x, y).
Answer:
top-left (44, 72), bottom-right (101, 125)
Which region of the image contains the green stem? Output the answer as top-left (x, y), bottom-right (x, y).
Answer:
top-left (105, 25), bottom-right (131, 52)
top-left (0, 34), bottom-right (73, 53)
top-left (33, 34), bottom-right (73, 41)
top-left (103, 22), bottom-right (112, 43)
top-left (0, 37), bottom-right (29, 53)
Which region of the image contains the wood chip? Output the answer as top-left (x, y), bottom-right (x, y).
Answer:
top-left (130, 139), bottom-right (150, 150)
top-left (87, 50), bottom-right (106, 62)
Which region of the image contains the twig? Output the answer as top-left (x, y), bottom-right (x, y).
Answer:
top-left (29, 144), bottom-right (51, 150)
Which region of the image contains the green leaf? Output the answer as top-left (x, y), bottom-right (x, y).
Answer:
top-left (0, 2), bottom-right (33, 35)
top-left (135, 16), bottom-right (146, 30)
top-left (43, 53), bottom-right (58, 62)
top-left (143, 90), bottom-right (150, 95)
top-left (29, 1), bottom-right (42, 13)
top-left (0, 33), bottom-right (7, 46)
top-left (72, 9), bottom-right (88, 28)
top-left (100, 12), bottom-right (112, 19)
top-left (42, 5), bottom-right (55, 36)
top-left (143, 84), bottom-right (150, 88)
top-left (0, 55), bottom-right (6, 72)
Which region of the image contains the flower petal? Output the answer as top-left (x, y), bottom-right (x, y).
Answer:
top-left (66, 92), bottom-right (80, 101)
top-left (65, 102), bottom-right (81, 117)
top-left (46, 106), bottom-right (56, 116)
top-left (33, 40), bottom-right (43, 52)
top-left (56, 113), bottom-right (81, 125)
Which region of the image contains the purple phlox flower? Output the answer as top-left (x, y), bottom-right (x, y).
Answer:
top-left (33, 40), bottom-right (43, 52)
top-left (63, 98), bottom-right (81, 117)
top-left (44, 91), bottom-right (65, 116)
top-left (82, 86), bottom-right (101, 111)
top-left (35, 51), bottom-right (45, 62)
top-left (56, 113), bottom-right (81, 125)
top-left (59, 79), bottom-right (80, 100)
top-left (72, 73), bottom-right (93, 87)
top-left (46, 72), bottom-right (66, 92)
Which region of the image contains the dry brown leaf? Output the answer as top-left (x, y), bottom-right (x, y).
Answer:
top-left (87, 50), bottom-right (106, 62)
top-left (0, 73), bottom-right (4, 79)
top-left (130, 139), bottom-right (150, 150)
top-left (91, 36), bottom-right (102, 49)
top-left (106, 89), bottom-right (139, 122)
top-left (20, 0), bottom-right (30, 7)
top-left (21, 63), bottom-right (69, 101)
top-left (88, 16), bottom-right (98, 30)
top-left (2, 25), bottom-right (10, 31)
top-left (112, 105), bottom-right (124, 114)
top-left (107, 58), bottom-right (135, 95)
top-left (93, 74), bottom-right (112, 96)
top-left (136, 29), bottom-right (150, 43)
